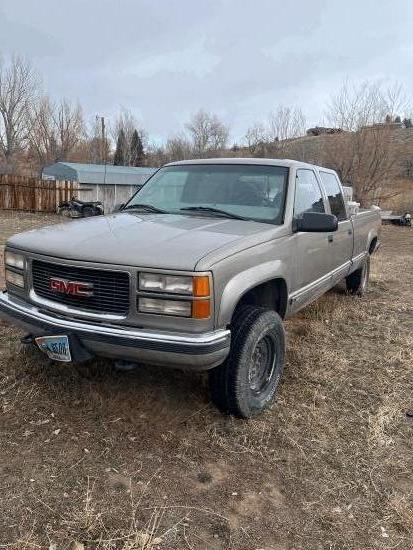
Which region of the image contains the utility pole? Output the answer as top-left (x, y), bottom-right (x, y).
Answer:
top-left (101, 117), bottom-right (105, 163)
top-left (95, 115), bottom-right (106, 164)
top-left (101, 117), bottom-right (108, 184)
top-left (98, 116), bottom-right (105, 164)
top-left (96, 115), bottom-right (107, 187)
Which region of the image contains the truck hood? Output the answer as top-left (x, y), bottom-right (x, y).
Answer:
top-left (7, 212), bottom-right (275, 270)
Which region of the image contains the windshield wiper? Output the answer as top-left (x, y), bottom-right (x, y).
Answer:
top-left (123, 203), bottom-right (168, 214)
top-left (180, 206), bottom-right (249, 220)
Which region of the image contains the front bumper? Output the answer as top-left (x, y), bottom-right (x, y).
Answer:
top-left (0, 292), bottom-right (230, 370)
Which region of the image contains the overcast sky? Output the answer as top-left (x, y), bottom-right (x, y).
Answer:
top-left (1, 0), bottom-right (412, 144)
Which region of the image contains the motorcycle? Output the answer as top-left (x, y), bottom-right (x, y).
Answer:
top-left (58, 197), bottom-right (104, 218)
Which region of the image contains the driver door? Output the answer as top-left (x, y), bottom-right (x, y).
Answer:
top-left (290, 169), bottom-right (332, 312)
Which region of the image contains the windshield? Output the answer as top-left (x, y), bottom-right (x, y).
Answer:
top-left (125, 164), bottom-right (289, 224)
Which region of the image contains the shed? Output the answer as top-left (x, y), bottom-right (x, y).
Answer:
top-left (42, 162), bottom-right (157, 212)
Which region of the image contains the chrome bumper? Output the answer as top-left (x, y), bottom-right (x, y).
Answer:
top-left (0, 292), bottom-right (231, 370)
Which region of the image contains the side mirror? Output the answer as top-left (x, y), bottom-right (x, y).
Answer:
top-left (294, 212), bottom-right (338, 232)
top-left (113, 202), bottom-right (125, 212)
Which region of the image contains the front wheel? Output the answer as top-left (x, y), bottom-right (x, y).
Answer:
top-left (59, 206), bottom-right (72, 217)
top-left (346, 255), bottom-right (370, 295)
top-left (209, 306), bottom-right (285, 418)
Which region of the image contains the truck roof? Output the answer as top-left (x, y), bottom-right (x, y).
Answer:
top-left (165, 158), bottom-right (336, 173)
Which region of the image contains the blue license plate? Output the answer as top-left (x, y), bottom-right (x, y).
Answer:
top-left (35, 335), bottom-right (72, 362)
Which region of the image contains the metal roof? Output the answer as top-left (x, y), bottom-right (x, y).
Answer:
top-left (42, 162), bottom-right (157, 186)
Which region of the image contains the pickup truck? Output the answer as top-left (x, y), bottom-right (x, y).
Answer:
top-left (0, 159), bottom-right (381, 417)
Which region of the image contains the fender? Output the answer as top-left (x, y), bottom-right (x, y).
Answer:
top-left (351, 222), bottom-right (379, 273)
top-left (367, 228), bottom-right (378, 252)
top-left (217, 260), bottom-right (288, 328)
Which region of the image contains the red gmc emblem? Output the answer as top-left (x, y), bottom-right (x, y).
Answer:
top-left (49, 277), bottom-right (94, 297)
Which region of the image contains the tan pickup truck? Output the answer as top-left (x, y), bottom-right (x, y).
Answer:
top-left (0, 159), bottom-right (381, 417)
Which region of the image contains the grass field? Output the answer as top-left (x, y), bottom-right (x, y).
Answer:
top-left (0, 212), bottom-right (412, 549)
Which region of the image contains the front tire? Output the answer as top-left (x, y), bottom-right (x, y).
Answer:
top-left (209, 306), bottom-right (285, 418)
top-left (59, 206), bottom-right (72, 217)
top-left (346, 255), bottom-right (370, 295)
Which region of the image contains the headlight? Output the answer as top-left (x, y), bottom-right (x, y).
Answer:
top-left (139, 297), bottom-right (192, 317)
top-left (139, 273), bottom-right (193, 294)
top-left (139, 273), bottom-right (210, 296)
top-left (5, 270), bottom-right (25, 288)
top-left (5, 251), bottom-right (25, 270)
top-left (138, 273), bottom-right (211, 318)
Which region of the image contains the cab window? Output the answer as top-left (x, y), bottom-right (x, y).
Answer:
top-left (294, 169), bottom-right (325, 216)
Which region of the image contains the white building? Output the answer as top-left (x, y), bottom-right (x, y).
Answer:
top-left (42, 162), bottom-right (157, 212)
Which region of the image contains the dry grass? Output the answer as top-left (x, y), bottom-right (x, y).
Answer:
top-left (0, 213), bottom-right (412, 549)
top-left (380, 178), bottom-right (413, 213)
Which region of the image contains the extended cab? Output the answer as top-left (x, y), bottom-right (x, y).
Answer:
top-left (0, 159), bottom-right (381, 417)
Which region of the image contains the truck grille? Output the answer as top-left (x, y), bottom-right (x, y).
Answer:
top-left (31, 260), bottom-right (130, 316)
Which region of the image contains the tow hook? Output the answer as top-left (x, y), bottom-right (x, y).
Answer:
top-left (21, 334), bottom-right (34, 345)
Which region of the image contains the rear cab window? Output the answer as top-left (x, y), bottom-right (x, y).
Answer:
top-left (319, 171), bottom-right (347, 221)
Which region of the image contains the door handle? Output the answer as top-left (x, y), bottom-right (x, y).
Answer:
top-left (328, 235), bottom-right (334, 243)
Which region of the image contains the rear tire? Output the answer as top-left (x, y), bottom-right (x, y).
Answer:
top-left (346, 255), bottom-right (370, 296)
top-left (209, 305), bottom-right (285, 418)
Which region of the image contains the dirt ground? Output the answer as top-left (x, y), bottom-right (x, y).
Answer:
top-left (0, 211), bottom-right (412, 550)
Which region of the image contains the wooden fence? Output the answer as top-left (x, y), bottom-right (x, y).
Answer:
top-left (0, 175), bottom-right (78, 213)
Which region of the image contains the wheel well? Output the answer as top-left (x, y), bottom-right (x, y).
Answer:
top-left (234, 278), bottom-right (288, 319)
top-left (369, 237), bottom-right (378, 255)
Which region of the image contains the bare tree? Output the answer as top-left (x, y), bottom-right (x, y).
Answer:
top-left (268, 106), bottom-right (306, 142)
top-left (145, 143), bottom-right (168, 167)
top-left (27, 96), bottom-right (57, 168)
top-left (243, 107), bottom-right (306, 157)
top-left (324, 81), bottom-right (411, 205)
top-left (165, 133), bottom-right (193, 162)
top-left (321, 126), bottom-right (399, 204)
top-left (53, 99), bottom-right (84, 159)
top-left (383, 82), bottom-right (408, 121)
top-left (84, 135), bottom-right (110, 165)
top-left (86, 116), bottom-right (110, 164)
top-left (186, 110), bottom-right (229, 156)
top-left (27, 96), bottom-right (84, 170)
top-left (0, 54), bottom-right (39, 168)
top-left (326, 81), bottom-right (408, 131)
top-left (244, 123), bottom-right (267, 154)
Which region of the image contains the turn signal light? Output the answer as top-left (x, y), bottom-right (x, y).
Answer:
top-left (192, 299), bottom-right (211, 319)
top-left (193, 276), bottom-right (210, 297)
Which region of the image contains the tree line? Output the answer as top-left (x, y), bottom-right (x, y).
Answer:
top-left (0, 55), bottom-right (231, 174)
top-left (0, 54), bottom-right (412, 205)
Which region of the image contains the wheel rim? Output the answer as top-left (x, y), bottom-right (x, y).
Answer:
top-left (248, 334), bottom-right (277, 395)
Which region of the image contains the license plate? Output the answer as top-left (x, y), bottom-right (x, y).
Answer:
top-left (35, 335), bottom-right (72, 362)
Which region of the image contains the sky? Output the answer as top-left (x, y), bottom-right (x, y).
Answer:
top-left (1, 0), bottom-right (412, 145)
